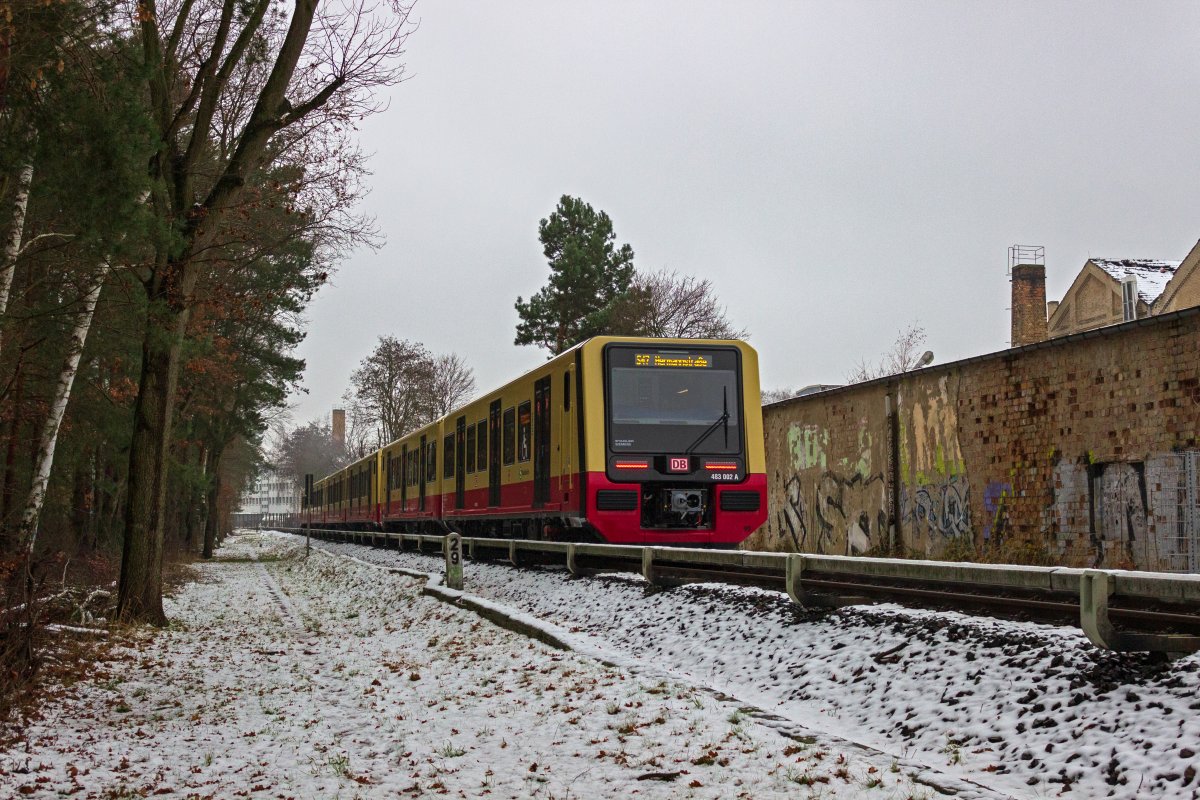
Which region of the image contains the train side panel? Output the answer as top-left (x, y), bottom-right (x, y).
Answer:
top-left (438, 348), bottom-right (581, 533)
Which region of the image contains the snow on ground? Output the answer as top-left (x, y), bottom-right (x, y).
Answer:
top-left (300, 533), bottom-right (1200, 800)
top-left (0, 532), bottom-right (936, 799)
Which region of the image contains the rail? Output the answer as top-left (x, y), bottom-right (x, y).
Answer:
top-left (271, 527), bottom-right (1200, 655)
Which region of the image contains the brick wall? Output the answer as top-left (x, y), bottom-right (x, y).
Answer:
top-left (749, 307), bottom-right (1200, 571)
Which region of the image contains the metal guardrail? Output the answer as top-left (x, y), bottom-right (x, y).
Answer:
top-left (272, 527), bottom-right (1200, 654)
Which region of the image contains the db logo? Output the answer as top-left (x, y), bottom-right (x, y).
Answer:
top-left (669, 457), bottom-right (690, 473)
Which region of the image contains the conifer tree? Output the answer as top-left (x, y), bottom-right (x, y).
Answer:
top-left (514, 195), bottom-right (636, 354)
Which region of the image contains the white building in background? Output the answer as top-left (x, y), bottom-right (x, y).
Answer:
top-left (236, 467), bottom-right (301, 519)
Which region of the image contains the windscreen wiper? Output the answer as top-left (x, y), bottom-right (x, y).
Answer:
top-left (684, 386), bottom-right (729, 454)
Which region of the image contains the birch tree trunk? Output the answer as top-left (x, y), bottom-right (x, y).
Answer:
top-left (0, 158), bottom-right (34, 358)
top-left (17, 268), bottom-right (107, 554)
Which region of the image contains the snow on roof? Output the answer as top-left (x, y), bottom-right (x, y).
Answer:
top-left (1090, 258), bottom-right (1182, 304)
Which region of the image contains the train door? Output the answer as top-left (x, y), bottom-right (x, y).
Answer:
top-left (400, 444), bottom-right (408, 511)
top-left (534, 376), bottom-right (551, 506)
top-left (455, 416), bottom-right (466, 510)
top-left (560, 367), bottom-right (574, 501)
top-left (489, 400), bottom-right (501, 506)
top-left (370, 459), bottom-right (377, 523)
top-left (418, 434), bottom-right (427, 511)
top-left (385, 452), bottom-right (393, 517)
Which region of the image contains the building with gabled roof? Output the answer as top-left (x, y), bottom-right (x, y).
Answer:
top-left (1154, 239), bottom-right (1200, 315)
top-left (1045, 240), bottom-right (1200, 339)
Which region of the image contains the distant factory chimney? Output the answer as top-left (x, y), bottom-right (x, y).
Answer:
top-left (1009, 245), bottom-right (1048, 347)
top-left (331, 408), bottom-right (346, 450)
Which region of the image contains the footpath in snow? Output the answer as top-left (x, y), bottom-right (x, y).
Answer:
top-left (0, 531), bottom-right (938, 799)
top-left (299, 532), bottom-right (1200, 800)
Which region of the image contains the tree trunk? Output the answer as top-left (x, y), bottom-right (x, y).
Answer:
top-left (1, 361), bottom-right (23, 539)
top-left (18, 269), bottom-right (106, 554)
top-left (116, 293), bottom-right (190, 625)
top-left (0, 157), bottom-right (34, 359)
top-left (184, 445), bottom-right (207, 552)
top-left (201, 445), bottom-right (223, 559)
top-left (75, 448), bottom-right (97, 550)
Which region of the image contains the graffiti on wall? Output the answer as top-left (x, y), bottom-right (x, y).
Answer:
top-left (816, 471), bottom-right (888, 555)
top-left (897, 377), bottom-right (972, 554)
top-left (983, 481), bottom-right (1012, 540)
top-left (901, 476), bottom-right (971, 545)
top-left (773, 422), bottom-right (886, 556)
top-left (777, 472), bottom-right (808, 552)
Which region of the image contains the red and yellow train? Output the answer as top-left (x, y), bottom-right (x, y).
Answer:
top-left (306, 337), bottom-right (767, 545)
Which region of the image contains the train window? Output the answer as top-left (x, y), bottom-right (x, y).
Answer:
top-left (476, 421), bottom-right (487, 466)
top-left (517, 400), bottom-right (532, 462)
top-left (465, 425), bottom-right (477, 473)
top-left (502, 407), bottom-right (516, 465)
top-left (426, 441), bottom-right (436, 482)
top-left (564, 371), bottom-right (571, 411)
top-left (443, 434), bottom-right (455, 478)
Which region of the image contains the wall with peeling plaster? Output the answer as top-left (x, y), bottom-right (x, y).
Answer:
top-left (750, 308), bottom-right (1200, 571)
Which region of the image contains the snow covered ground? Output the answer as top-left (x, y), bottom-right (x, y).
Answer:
top-left (0, 531), bottom-right (941, 799)
top-left (299, 533), bottom-right (1200, 800)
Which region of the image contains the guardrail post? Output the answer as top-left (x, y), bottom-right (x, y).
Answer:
top-left (509, 539), bottom-right (520, 567)
top-left (444, 533), bottom-right (463, 590)
top-left (1080, 570), bottom-right (1120, 650)
top-left (642, 548), bottom-right (658, 586)
top-left (466, 537), bottom-right (476, 560)
top-left (1080, 570), bottom-right (1200, 653)
top-left (785, 554), bottom-right (806, 605)
top-left (566, 544), bottom-right (579, 576)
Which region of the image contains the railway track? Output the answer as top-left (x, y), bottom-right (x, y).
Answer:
top-left (274, 526), bottom-right (1200, 654)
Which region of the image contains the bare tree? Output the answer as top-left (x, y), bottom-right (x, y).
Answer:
top-left (429, 353), bottom-right (475, 418)
top-left (847, 322), bottom-right (931, 383)
top-left (344, 339), bottom-right (477, 451)
top-left (346, 337), bottom-right (434, 447)
top-left (613, 269), bottom-right (748, 340)
top-left (117, 0), bottom-right (415, 623)
top-left (340, 402), bottom-right (376, 460)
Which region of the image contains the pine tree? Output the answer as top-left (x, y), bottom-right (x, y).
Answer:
top-left (514, 195), bottom-right (636, 354)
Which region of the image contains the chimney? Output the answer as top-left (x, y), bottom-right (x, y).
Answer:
top-left (1009, 244), bottom-right (1048, 346)
top-left (331, 408), bottom-right (346, 450)
top-left (1046, 300), bottom-right (1060, 321)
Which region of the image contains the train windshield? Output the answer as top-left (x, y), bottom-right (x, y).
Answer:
top-left (606, 347), bottom-right (742, 454)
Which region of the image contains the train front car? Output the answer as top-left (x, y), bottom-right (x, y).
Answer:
top-left (581, 338), bottom-right (767, 545)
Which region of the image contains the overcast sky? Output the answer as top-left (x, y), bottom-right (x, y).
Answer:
top-left (289, 1), bottom-right (1200, 426)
